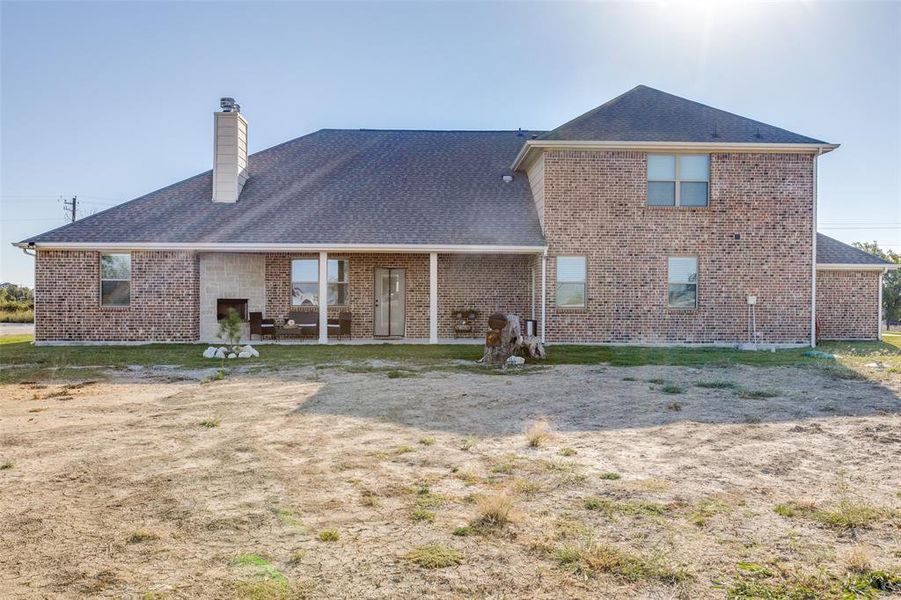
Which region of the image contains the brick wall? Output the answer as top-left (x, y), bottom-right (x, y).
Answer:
top-left (34, 250), bottom-right (199, 342)
top-left (816, 270), bottom-right (880, 340)
top-left (540, 150), bottom-right (815, 344)
top-left (437, 254), bottom-right (534, 338)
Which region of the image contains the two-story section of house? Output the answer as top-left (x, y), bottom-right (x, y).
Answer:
top-left (16, 86), bottom-right (895, 346)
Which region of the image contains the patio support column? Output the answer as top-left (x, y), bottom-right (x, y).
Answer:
top-left (429, 252), bottom-right (438, 344)
top-left (540, 253), bottom-right (547, 343)
top-left (318, 251), bottom-right (328, 344)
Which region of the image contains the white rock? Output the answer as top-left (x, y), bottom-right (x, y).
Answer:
top-left (227, 353), bottom-right (237, 359)
top-left (506, 356), bottom-right (526, 365)
top-left (214, 348), bottom-right (227, 359)
top-left (242, 345), bottom-right (260, 357)
top-left (238, 351), bottom-right (252, 359)
top-left (202, 347), bottom-right (217, 359)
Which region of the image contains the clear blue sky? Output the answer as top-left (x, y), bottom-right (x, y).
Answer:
top-left (2, 1), bottom-right (899, 286)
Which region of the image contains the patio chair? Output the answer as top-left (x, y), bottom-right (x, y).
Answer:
top-left (249, 312), bottom-right (276, 341)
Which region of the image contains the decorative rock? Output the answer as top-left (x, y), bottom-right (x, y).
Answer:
top-left (238, 351), bottom-right (252, 358)
top-left (227, 353), bottom-right (237, 359)
top-left (242, 345), bottom-right (260, 357)
top-left (203, 347), bottom-right (217, 359)
top-left (506, 355), bottom-right (526, 366)
top-left (214, 348), bottom-right (227, 359)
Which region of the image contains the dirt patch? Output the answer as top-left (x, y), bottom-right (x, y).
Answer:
top-left (1, 364), bottom-right (899, 598)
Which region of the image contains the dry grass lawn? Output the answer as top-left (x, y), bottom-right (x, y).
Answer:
top-left (1, 359), bottom-right (900, 598)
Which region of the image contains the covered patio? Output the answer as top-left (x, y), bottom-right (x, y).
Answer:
top-left (197, 246), bottom-right (547, 346)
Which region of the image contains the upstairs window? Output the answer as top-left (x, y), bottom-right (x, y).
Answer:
top-left (556, 256), bottom-right (587, 308)
top-left (648, 154), bottom-right (709, 207)
top-left (291, 258), bottom-right (349, 306)
top-left (100, 253), bottom-right (131, 306)
top-left (667, 257), bottom-right (698, 308)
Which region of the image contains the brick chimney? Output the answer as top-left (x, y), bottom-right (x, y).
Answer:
top-left (212, 97), bottom-right (248, 203)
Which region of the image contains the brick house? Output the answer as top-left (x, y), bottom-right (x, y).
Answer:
top-left (16, 86), bottom-right (895, 345)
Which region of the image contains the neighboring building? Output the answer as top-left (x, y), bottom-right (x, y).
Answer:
top-left (15, 86), bottom-right (895, 345)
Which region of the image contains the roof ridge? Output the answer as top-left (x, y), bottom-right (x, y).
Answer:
top-left (537, 84), bottom-right (643, 141)
top-left (325, 128), bottom-right (543, 134)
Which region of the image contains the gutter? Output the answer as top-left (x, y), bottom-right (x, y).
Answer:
top-left (816, 263), bottom-right (899, 271)
top-left (512, 140), bottom-right (840, 171)
top-left (12, 241), bottom-right (549, 255)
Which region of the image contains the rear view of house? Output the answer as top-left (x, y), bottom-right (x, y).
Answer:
top-left (16, 86), bottom-right (895, 345)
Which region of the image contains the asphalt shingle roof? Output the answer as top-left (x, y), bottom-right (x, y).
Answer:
top-left (539, 85), bottom-right (828, 144)
top-left (23, 129), bottom-right (546, 247)
top-left (816, 234), bottom-right (893, 266)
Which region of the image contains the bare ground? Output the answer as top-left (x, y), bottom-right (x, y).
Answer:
top-left (1, 363), bottom-right (899, 599)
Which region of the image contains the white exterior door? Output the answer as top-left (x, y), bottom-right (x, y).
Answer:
top-left (374, 268), bottom-right (406, 337)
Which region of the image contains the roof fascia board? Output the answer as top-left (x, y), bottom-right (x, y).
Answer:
top-left (14, 242), bottom-right (547, 255)
top-left (816, 263), bottom-right (897, 271)
top-left (513, 140), bottom-right (840, 171)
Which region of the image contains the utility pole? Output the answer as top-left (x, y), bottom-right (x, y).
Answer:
top-left (61, 195), bottom-right (77, 223)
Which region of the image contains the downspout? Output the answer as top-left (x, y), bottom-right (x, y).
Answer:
top-left (878, 267), bottom-right (886, 341)
top-left (540, 250), bottom-right (547, 344)
top-left (811, 148), bottom-right (824, 348)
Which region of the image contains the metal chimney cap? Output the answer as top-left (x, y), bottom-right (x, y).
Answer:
top-left (220, 97), bottom-right (239, 112)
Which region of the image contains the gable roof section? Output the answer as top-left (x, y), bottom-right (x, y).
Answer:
top-left (20, 129), bottom-right (546, 249)
top-left (817, 233), bottom-right (894, 266)
top-left (540, 85), bottom-right (827, 144)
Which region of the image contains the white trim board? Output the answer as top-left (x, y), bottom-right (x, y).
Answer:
top-left (16, 242), bottom-right (547, 255)
top-left (816, 264), bottom-right (896, 271)
top-left (512, 140), bottom-right (839, 171)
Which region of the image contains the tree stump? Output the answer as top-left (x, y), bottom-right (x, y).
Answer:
top-left (480, 313), bottom-right (545, 365)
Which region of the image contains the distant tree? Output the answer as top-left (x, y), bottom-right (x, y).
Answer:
top-left (852, 242), bottom-right (900, 323)
top-left (0, 283), bottom-right (34, 304)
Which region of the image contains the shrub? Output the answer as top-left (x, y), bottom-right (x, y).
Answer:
top-left (0, 460), bottom-right (14, 470)
top-left (317, 529), bottom-right (339, 542)
top-left (843, 545), bottom-right (873, 574)
top-left (405, 545), bottom-right (464, 569)
top-left (411, 507), bottom-right (434, 522)
top-left (599, 472), bottom-right (621, 480)
top-left (127, 530), bottom-right (159, 544)
top-left (524, 417), bottom-right (551, 447)
top-left (474, 493), bottom-right (514, 526)
top-left (661, 384), bottom-right (684, 394)
top-left (199, 419), bottom-right (221, 428)
top-left (556, 542), bottom-right (690, 584)
top-left (695, 380), bottom-right (738, 389)
top-left (452, 525), bottom-right (473, 536)
top-left (217, 308), bottom-right (242, 346)
top-left (560, 447), bottom-right (577, 457)
top-left (418, 437), bottom-right (436, 446)
top-left (738, 389), bottom-right (780, 399)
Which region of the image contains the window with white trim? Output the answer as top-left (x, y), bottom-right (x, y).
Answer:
top-left (291, 258), bottom-right (349, 306)
top-left (100, 253), bottom-right (131, 306)
top-left (556, 256), bottom-right (586, 308)
top-left (667, 257), bottom-right (698, 308)
top-left (648, 154), bottom-right (709, 207)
